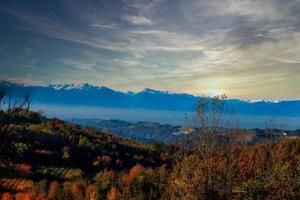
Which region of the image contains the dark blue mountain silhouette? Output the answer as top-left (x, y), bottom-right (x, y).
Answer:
top-left (1, 81), bottom-right (299, 116)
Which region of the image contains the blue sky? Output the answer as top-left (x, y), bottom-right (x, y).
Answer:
top-left (0, 0), bottom-right (300, 99)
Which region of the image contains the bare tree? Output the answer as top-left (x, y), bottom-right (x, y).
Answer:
top-left (0, 90), bottom-right (5, 111)
top-left (6, 94), bottom-right (31, 113)
top-left (175, 94), bottom-right (240, 160)
top-left (193, 94), bottom-right (239, 155)
top-left (17, 94), bottom-right (31, 112)
top-left (167, 94), bottom-right (240, 200)
top-left (25, 95), bottom-right (30, 111)
top-left (8, 95), bottom-right (11, 112)
top-left (265, 117), bottom-right (285, 142)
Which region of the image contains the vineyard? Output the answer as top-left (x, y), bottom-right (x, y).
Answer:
top-left (35, 166), bottom-right (84, 180)
top-left (0, 178), bottom-right (34, 192)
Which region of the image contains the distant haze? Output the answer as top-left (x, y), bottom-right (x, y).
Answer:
top-left (32, 104), bottom-right (300, 130)
top-left (2, 81), bottom-right (300, 130)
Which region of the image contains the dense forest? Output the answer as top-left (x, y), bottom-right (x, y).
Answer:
top-left (0, 94), bottom-right (299, 199)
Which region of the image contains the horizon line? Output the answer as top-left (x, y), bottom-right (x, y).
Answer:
top-left (1, 80), bottom-right (299, 102)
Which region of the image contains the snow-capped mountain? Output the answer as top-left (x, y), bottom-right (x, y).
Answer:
top-left (0, 81), bottom-right (299, 116)
top-left (49, 83), bottom-right (100, 90)
top-left (243, 99), bottom-right (281, 104)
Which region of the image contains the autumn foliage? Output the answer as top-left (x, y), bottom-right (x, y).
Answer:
top-left (0, 110), bottom-right (299, 199)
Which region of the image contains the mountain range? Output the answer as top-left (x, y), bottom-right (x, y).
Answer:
top-left (1, 81), bottom-right (300, 116)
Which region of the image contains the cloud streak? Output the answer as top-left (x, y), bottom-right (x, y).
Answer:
top-left (123, 15), bottom-right (153, 25)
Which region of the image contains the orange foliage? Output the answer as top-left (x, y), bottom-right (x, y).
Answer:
top-left (15, 163), bottom-right (32, 174)
top-left (71, 182), bottom-right (85, 200)
top-left (15, 193), bottom-right (25, 200)
top-left (121, 174), bottom-right (132, 186)
top-left (160, 153), bottom-right (168, 161)
top-left (121, 164), bottom-right (144, 186)
top-left (35, 193), bottom-right (47, 200)
top-left (107, 187), bottom-right (119, 200)
top-left (50, 118), bottom-right (64, 127)
top-left (14, 193), bottom-right (35, 200)
top-left (108, 169), bottom-right (115, 179)
top-left (68, 123), bottom-right (77, 129)
top-left (237, 144), bottom-right (271, 180)
top-left (85, 127), bottom-right (97, 137)
top-left (23, 193), bottom-right (33, 200)
top-left (129, 164), bottom-right (143, 177)
top-left (0, 178), bottom-right (34, 192)
top-left (100, 155), bottom-right (112, 163)
top-left (47, 181), bottom-right (60, 199)
top-left (85, 184), bottom-right (98, 200)
top-left (1, 192), bottom-right (13, 200)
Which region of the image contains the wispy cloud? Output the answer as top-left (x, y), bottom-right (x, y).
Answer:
top-left (123, 15), bottom-right (153, 25)
top-left (90, 23), bottom-right (120, 30)
top-left (57, 58), bottom-right (95, 71)
top-left (0, 8), bottom-right (127, 52)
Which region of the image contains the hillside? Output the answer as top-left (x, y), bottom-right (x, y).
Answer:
top-left (0, 110), bottom-right (172, 199)
top-left (0, 110), bottom-right (299, 200)
top-left (70, 119), bottom-right (300, 144)
top-left (70, 119), bottom-right (190, 143)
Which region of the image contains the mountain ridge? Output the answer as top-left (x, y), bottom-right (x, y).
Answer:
top-left (2, 80), bottom-right (299, 102)
top-left (1, 81), bottom-right (300, 116)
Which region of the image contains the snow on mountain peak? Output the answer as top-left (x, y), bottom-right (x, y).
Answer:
top-left (142, 88), bottom-right (158, 94)
top-left (76, 82), bottom-right (96, 90)
top-left (243, 99), bottom-right (281, 104)
top-left (50, 82), bottom-right (97, 90)
top-left (139, 88), bottom-right (175, 95)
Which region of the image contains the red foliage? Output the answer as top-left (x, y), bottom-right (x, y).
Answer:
top-left (129, 164), bottom-right (143, 177)
top-left (36, 193), bottom-right (47, 200)
top-left (71, 182), bottom-right (84, 200)
top-left (121, 174), bottom-right (132, 186)
top-left (108, 170), bottom-right (115, 179)
top-left (85, 128), bottom-right (98, 137)
top-left (237, 144), bottom-right (271, 180)
top-left (107, 187), bottom-right (119, 200)
top-left (1, 192), bottom-right (13, 200)
top-left (101, 155), bottom-right (112, 163)
top-left (23, 193), bottom-right (33, 200)
top-left (68, 123), bottom-right (77, 129)
top-left (160, 153), bottom-right (168, 161)
top-left (121, 164), bottom-right (144, 186)
top-left (15, 163), bottom-right (32, 174)
top-left (50, 118), bottom-right (64, 127)
top-left (15, 193), bottom-right (24, 200)
top-left (47, 181), bottom-right (60, 199)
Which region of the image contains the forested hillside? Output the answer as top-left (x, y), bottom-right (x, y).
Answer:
top-left (0, 110), bottom-right (172, 199)
top-left (0, 110), bottom-right (299, 200)
top-left (70, 119), bottom-right (187, 143)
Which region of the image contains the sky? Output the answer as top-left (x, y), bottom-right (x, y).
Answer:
top-left (0, 0), bottom-right (300, 99)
